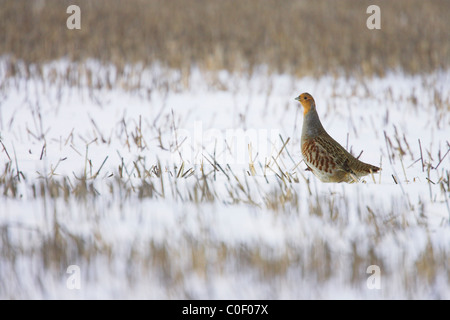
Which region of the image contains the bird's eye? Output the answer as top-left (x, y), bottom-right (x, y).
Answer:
top-left (304, 97), bottom-right (308, 100)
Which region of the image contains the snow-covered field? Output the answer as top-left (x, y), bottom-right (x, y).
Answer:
top-left (0, 59), bottom-right (449, 299)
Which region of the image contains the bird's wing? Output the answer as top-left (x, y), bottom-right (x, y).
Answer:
top-left (314, 134), bottom-right (356, 174)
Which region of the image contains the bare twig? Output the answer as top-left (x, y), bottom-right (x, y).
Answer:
top-left (418, 139), bottom-right (424, 172)
top-left (0, 139), bottom-right (11, 161)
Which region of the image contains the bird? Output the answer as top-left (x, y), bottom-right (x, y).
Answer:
top-left (295, 92), bottom-right (380, 183)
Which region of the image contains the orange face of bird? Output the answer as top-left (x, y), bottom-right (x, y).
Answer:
top-left (295, 92), bottom-right (315, 115)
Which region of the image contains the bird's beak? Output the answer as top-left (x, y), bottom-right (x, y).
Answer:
top-left (294, 96), bottom-right (301, 101)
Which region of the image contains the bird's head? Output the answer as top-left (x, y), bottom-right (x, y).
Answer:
top-left (295, 92), bottom-right (315, 115)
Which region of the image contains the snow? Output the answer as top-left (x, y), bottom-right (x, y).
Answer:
top-left (0, 58), bottom-right (449, 299)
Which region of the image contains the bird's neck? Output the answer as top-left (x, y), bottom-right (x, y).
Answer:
top-left (302, 106), bottom-right (326, 138)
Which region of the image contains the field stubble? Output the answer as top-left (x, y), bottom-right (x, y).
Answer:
top-left (0, 57), bottom-right (449, 298)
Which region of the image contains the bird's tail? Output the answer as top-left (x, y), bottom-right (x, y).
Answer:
top-left (354, 160), bottom-right (381, 174)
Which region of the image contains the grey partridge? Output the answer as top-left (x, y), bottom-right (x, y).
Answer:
top-left (295, 93), bottom-right (380, 183)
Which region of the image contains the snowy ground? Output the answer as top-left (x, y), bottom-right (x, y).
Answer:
top-left (0, 59), bottom-right (449, 299)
